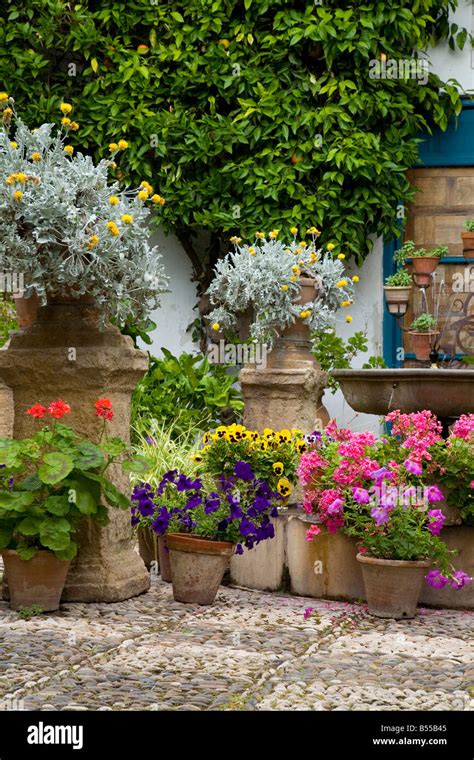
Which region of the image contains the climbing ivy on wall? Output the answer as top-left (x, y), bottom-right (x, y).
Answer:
top-left (0, 0), bottom-right (467, 284)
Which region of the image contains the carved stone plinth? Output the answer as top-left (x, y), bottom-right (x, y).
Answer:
top-left (0, 298), bottom-right (150, 602)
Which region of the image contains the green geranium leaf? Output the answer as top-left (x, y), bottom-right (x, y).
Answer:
top-left (16, 516), bottom-right (42, 536)
top-left (73, 442), bottom-right (106, 471)
top-left (38, 452), bottom-right (74, 485)
top-left (16, 545), bottom-right (39, 561)
top-left (0, 491), bottom-right (34, 512)
top-left (55, 540), bottom-right (78, 561)
top-left (101, 438), bottom-right (128, 457)
top-left (0, 526), bottom-right (13, 550)
top-left (121, 455), bottom-right (152, 474)
top-left (16, 474), bottom-right (43, 491)
top-left (39, 520), bottom-right (71, 551)
top-left (43, 494), bottom-right (71, 517)
top-left (65, 477), bottom-right (99, 515)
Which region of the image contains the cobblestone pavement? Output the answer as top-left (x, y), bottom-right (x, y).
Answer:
top-left (0, 579), bottom-right (472, 711)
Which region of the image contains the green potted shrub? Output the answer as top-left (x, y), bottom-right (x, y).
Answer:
top-left (461, 220), bottom-right (474, 259)
top-left (0, 398), bottom-right (149, 611)
top-left (408, 313), bottom-right (439, 361)
top-left (395, 240), bottom-right (447, 287)
top-left (383, 269), bottom-right (412, 315)
top-left (132, 461), bottom-right (283, 605)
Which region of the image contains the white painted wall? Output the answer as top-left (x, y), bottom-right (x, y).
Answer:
top-left (139, 230), bottom-right (197, 358)
top-left (428, 0), bottom-right (474, 90)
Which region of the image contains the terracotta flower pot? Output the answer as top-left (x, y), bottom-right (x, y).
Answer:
top-left (383, 286), bottom-right (411, 316)
top-left (137, 526), bottom-right (160, 570)
top-left (357, 553), bottom-right (431, 619)
top-left (166, 533), bottom-right (234, 605)
top-left (158, 535), bottom-right (172, 582)
top-left (461, 231), bottom-right (474, 259)
top-left (411, 257), bottom-right (439, 287)
top-left (2, 549), bottom-right (71, 612)
top-left (409, 331), bottom-right (439, 361)
top-left (13, 291), bottom-right (40, 329)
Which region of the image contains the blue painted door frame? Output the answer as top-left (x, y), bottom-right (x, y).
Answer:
top-left (382, 100), bottom-right (474, 366)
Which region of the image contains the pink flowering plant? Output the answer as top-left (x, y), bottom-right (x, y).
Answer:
top-left (298, 412), bottom-right (473, 591)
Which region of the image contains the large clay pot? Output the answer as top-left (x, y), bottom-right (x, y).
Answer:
top-left (409, 331), bottom-right (439, 361)
top-left (411, 257), bottom-right (439, 287)
top-left (383, 286), bottom-right (411, 316)
top-left (357, 553), bottom-right (431, 619)
top-left (2, 550), bottom-right (71, 612)
top-left (158, 535), bottom-right (172, 582)
top-left (167, 533), bottom-right (234, 605)
top-left (137, 526), bottom-right (159, 570)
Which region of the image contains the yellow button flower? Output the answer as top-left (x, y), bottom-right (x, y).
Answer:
top-left (309, 253), bottom-right (317, 263)
top-left (290, 226), bottom-right (298, 236)
top-left (3, 108), bottom-right (13, 119)
top-left (13, 190), bottom-right (23, 201)
top-left (109, 196), bottom-right (120, 206)
top-left (341, 300), bottom-right (351, 307)
top-left (280, 284), bottom-right (289, 292)
top-left (15, 172), bottom-right (27, 183)
top-left (336, 279), bottom-right (348, 288)
top-left (299, 309), bottom-right (311, 319)
top-left (255, 231), bottom-right (265, 239)
top-left (218, 39), bottom-right (230, 49)
top-left (327, 243), bottom-right (335, 251)
top-left (151, 194), bottom-right (165, 205)
top-left (121, 214), bottom-right (134, 224)
top-left (290, 275), bottom-right (297, 282)
top-left (269, 229), bottom-right (279, 239)
top-left (31, 152), bottom-right (42, 162)
top-left (140, 181), bottom-right (153, 192)
top-left (87, 235), bottom-right (99, 250)
top-left (106, 221), bottom-right (120, 236)
top-left (248, 246), bottom-right (256, 255)
top-left (299, 241), bottom-right (307, 248)
top-left (346, 315), bottom-right (353, 323)
top-left (117, 139), bottom-right (129, 150)
top-left (230, 236), bottom-right (242, 244)
top-left (307, 227), bottom-right (320, 235)
top-left (61, 117), bottom-right (71, 126)
top-left (291, 265), bottom-right (301, 275)
top-left (138, 190), bottom-right (149, 201)
top-left (352, 275), bottom-right (360, 283)
top-left (60, 103), bottom-right (73, 114)
top-left (338, 253), bottom-right (345, 260)
top-left (211, 322), bottom-right (220, 331)
top-left (63, 145), bottom-right (74, 155)
top-left (70, 122), bottom-right (80, 131)
top-left (0, 93), bottom-right (9, 102)
top-left (9, 141), bottom-right (17, 149)
top-left (109, 143), bottom-right (119, 152)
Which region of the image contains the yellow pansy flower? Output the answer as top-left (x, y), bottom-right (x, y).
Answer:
top-left (277, 478), bottom-right (292, 497)
top-left (272, 462), bottom-right (284, 476)
top-left (190, 453), bottom-right (203, 463)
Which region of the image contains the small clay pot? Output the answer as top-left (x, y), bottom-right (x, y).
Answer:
top-left (13, 291), bottom-right (40, 329)
top-left (461, 231), bottom-right (474, 259)
top-left (411, 257), bottom-right (439, 287)
top-left (357, 553), bottom-right (431, 619)
top-left (383, 286), bottom-right (411, 316)
top-left (2, 549), bottom-right (71, 612)
top-left (409, 331), bottom-right (439, 362)
top-left (137, 526), bottom-right (160, 570)
top-left (166, 533), bottom-right (234, 605)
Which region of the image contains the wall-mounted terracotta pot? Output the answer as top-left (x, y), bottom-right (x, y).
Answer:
top-left (409, 331), bottom-right (439, 361)
top-left (461, 231), bottom-right (474, 259)
top-left (383, 286), bottom-right (411, 315)
top-left (411, 257), bottom-right (439, 287)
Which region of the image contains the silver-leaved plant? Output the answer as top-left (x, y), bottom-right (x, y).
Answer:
top-left (0, 95), bottom-right (169, 327)
top-left (207, 231), bottom-right (356, 348)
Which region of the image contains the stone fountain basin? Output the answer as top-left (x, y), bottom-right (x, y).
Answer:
top-left (332, 369), bottom-right (474, 417)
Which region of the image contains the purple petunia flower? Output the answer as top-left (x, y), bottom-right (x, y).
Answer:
top-left (425, 569), bottom-right (449, 589)
top-left (425, 485), bottom-right (444, 503)
top-left (186, 494), bottom-right (202, 510)
top-left (449, 571), bottom-right (472, 589)
top-left (303, 607), bottom-right (314, 619)
top-left (327, 497), bottom-right (344, 516)
top-left (204, 493), bottom-right (220, 514)
top-left (371, 506), bottom-right (390, 526)
top-left (404, 459), bottom-right (423, 476)
top-left (234, 461), bottom-right (254, 481)
top-left (352, 487), bottom-right (371, 504)
top-left (175, 474), bottom-right (203, 492)
top-left (427, 509), bottom-right (445, 536)
top-left (235, 544), bottom-right (244, 555)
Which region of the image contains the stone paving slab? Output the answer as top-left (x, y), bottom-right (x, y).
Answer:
top-left (0, 579), bottom-right (472, 711)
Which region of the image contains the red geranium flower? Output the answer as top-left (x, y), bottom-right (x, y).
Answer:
top-left (48, 399), bottom-right (71, 419)
top-left (95, 398), bottom-right (114, 421)
top-left (26, 403), bottom-right (48, 419)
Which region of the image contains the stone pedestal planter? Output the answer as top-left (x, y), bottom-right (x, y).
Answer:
top-left (240, 282), bottom-right (329, 433)
top-left (0, 297), bottom-right (150, 602)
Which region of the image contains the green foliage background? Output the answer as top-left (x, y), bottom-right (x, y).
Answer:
top-left (0, 0), bottom-right (466, 280)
